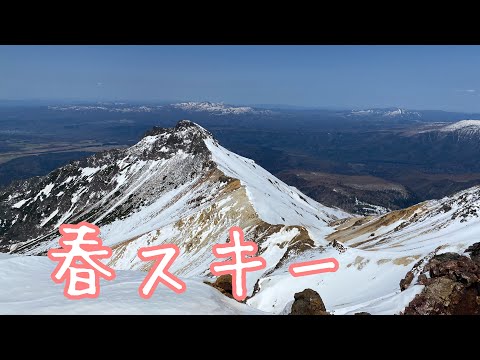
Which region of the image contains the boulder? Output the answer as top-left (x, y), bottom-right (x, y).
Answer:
top-left (206, 274), bottom-right (234, 299)
top-left (403, 252), bottom-right (480, 315)
top-left (465, 242), bottom-right (480, 264)
top-left (400, 271), bottom-right (414, 291)
top-left (289, 288), bottom-right (330, 315)
top-left (426, 253), bottom-right (479, 286)
top-left (214, 274), bottom-right (233, 294)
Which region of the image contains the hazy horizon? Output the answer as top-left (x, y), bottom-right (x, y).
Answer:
top-left (2, 98), bottom-right (480, 114)
top-left (3, 45), bottom-right (480, 112)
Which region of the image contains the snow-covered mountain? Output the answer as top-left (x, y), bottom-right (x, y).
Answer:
top-left (349, 108), bottom-right (421, 119)
top-left (437, 120), bottom-right (480, 137)
top-left (1, 120), bottom-right (479, 314)
top-left (170, 102), bottom-right (272, 115)
top-left (47, 101), bottom-right (273, 116)
top-left (415, 120), bottom-right (480, 141)
top-left (48, 104), bottom-right (160, 113)
top-left (0, 120), bottom-right (347, 292)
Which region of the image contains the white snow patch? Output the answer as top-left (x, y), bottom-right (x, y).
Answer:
top-left (40, 208), bottom-right (59, 227)
top-left (12, 198), bottom-right (30, 209)
top-left (81, 167), bottom-right (104, 178)
top-left (33, 183), bottom-right (55, 201)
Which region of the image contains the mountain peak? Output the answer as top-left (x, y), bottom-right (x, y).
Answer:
top-left (143, 120), bottom-right (212, 139)
top-left (133, 120), bottom-right (215, 160)
top-left (175, 119), bottom-right (199, 128)
top-left (174, 119), bottom-right (213, 137)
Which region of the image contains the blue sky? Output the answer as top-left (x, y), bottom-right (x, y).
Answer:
top-left (2, 45), bottom-right (480, 111)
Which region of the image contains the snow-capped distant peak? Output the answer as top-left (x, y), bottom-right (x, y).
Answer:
top-left (439, 120), bottom-right (480, 132)
top-left (384, 108), bottom-right (406, 117)
top-left (350, 108), bottom-right (421, 118)
top-left (417, 120), bottom-right (480, 138)
top-left (171, 102), bottom-right (270, 115)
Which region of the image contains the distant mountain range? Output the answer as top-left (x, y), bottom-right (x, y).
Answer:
top-left (48, 101), bottom-right (273, 116)
top-left (349, 107), bottom-right (422, 118)
top-left (171, 101), bottom-right (273, 115)
top-left (3, 101), bottom-right (480, 218)
top-left (45, 101), bottom-right (480, 123)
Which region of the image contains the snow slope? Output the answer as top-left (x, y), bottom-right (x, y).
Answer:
top-left (249, 186), bottom-right (480, 314)
top-left (204, 137), bottom-right (347, 239)
top-left (0, 254), bottom-right (263, 315)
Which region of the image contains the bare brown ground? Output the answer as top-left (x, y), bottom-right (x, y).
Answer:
top-left (326, 203), bottom-right (425, 247)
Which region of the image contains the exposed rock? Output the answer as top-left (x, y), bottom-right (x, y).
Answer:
top-left (428, 252), bottom-right (463, 263)
top-left (214, 274), bottom-right (232, 294)
top-left (206, 275), bottom-right (234, 299)
top-left (441, 204), bottom-right (452, 213)
top-left (354, 312), bottom-right (371, 315)
top-left (403, 252), bottom-right (480, 315)
top-left (417, 273), bottom-right (428, 285)
top-left (400, 270), bottom-right (414, 291)
top-left (289, 288), bottom-right (330, 315)
top-left (465, 242), bottom-right (480, 264)
top-left (426, 253), bottom-right (478, 286)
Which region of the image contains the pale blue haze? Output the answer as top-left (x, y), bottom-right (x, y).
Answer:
top-left (1, 45), bottom-right (480, 111)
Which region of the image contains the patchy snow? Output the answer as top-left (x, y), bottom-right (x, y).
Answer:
top-left (33, 183), bottom-right (55, 201)
top-left (98, 180), bottom-right (195, 248)
top-left (81, 167), bottom-right (104, 178)
top-left (139, 135), bottom-right (158, 147)
top-left (61, 176), bottom-right (75, 185)
top-left (354, 198), bottom-right (390, 215)
top-left (40, 209), bottom-right (59, 227)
